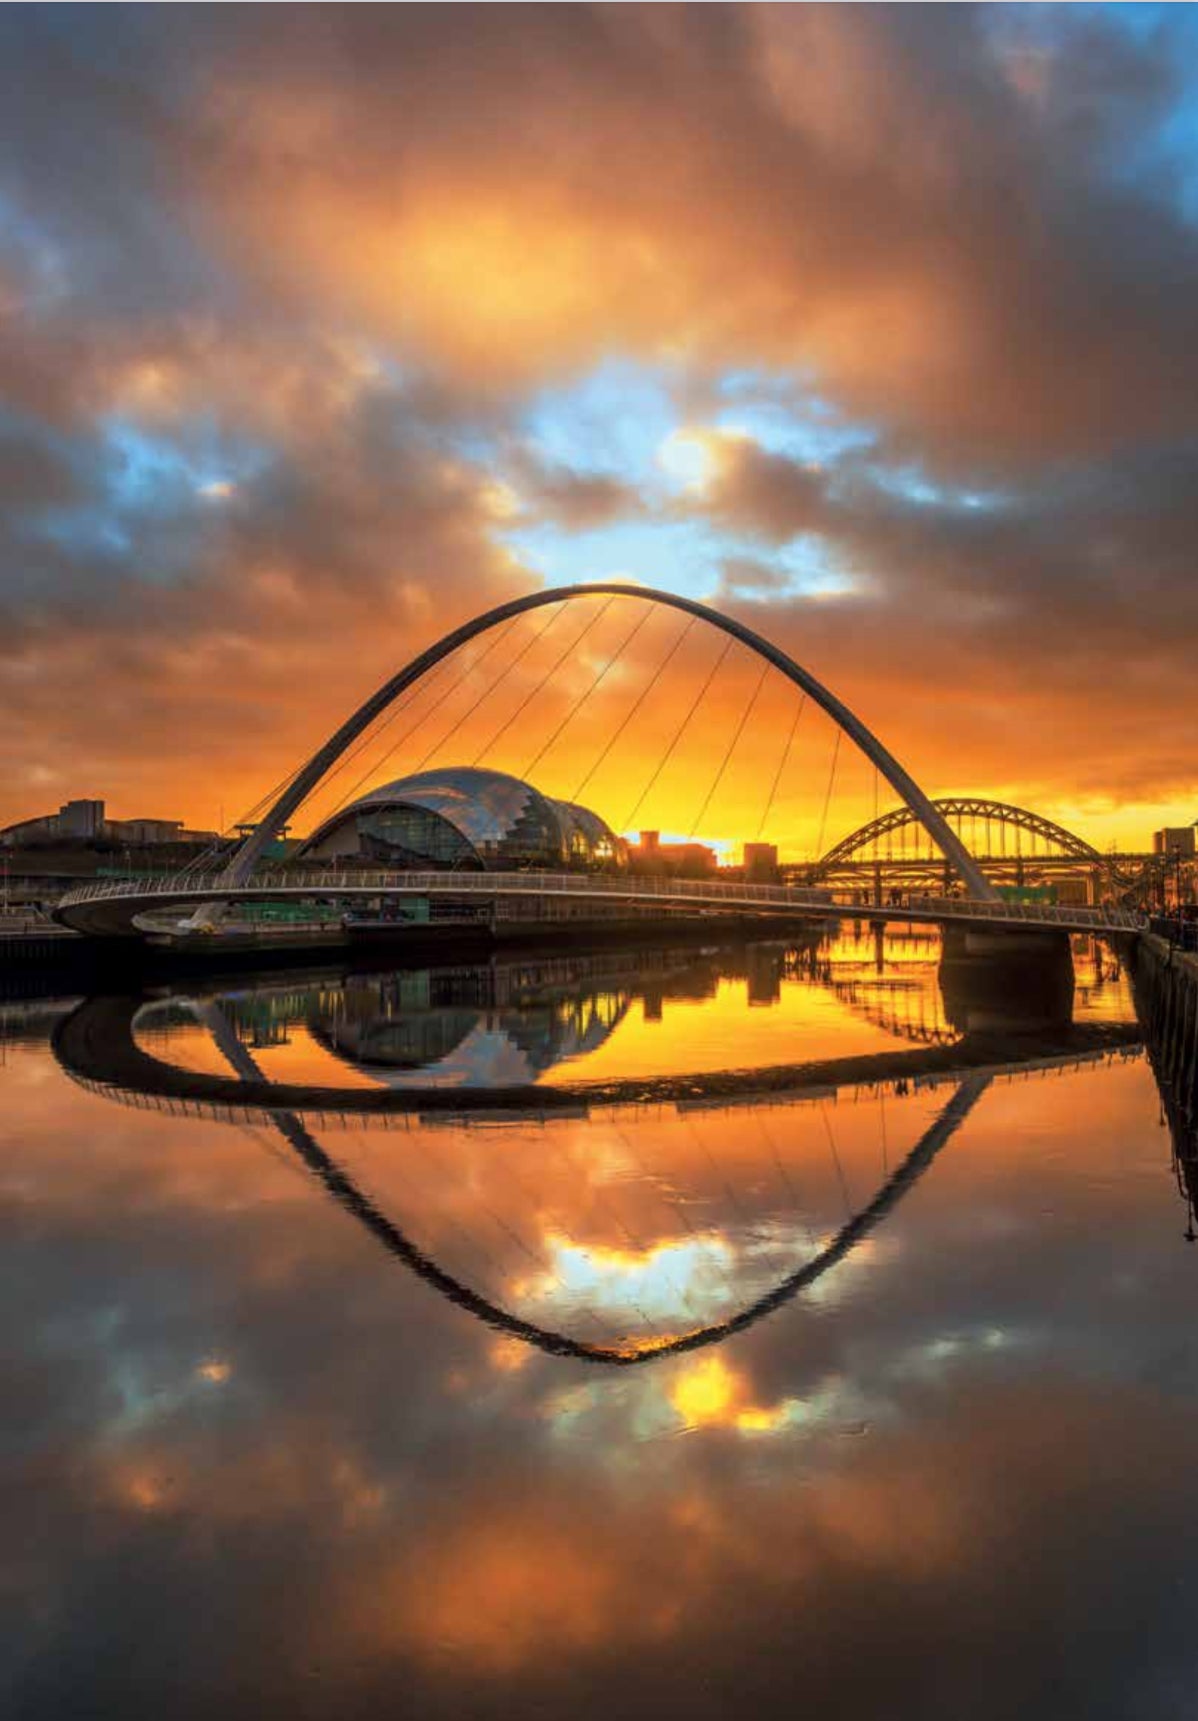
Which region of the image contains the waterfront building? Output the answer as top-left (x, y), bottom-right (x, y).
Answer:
top-left (299, 766), bottom-right (623, 871)
top-left (626, 830), bottom-right (718, 877)
top-left (1153, 827), bottom-right (1196, 857)
top-left (0, 798), bottom-right (216, 850)
top-left (743, 841), bottom-right (780, 882)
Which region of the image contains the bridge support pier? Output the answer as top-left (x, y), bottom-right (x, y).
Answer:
top-left (939, 924), bottom-right (1074, 1036)
top-left (940, 925), bottom-right (1072, 962)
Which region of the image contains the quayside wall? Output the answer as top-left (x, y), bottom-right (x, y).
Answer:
top-left (1131, 933), bottom-right (1198, 1141)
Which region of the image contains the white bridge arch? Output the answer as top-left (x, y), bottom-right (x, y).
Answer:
top-left (227, 581), bottom-right (998, 899)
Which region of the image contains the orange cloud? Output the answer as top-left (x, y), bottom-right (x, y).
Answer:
top-left (3, 6), bottom-right (1198, 840)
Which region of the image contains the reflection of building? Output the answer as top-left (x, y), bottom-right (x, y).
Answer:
top-left (627, 829), bottom-right (717, 877)
top-left (300, 766), bottom-right (622, 871)
top-left (308, 969), bottom-right (632, 1085)
top-left (216, 945), bottom-right (739, 1087)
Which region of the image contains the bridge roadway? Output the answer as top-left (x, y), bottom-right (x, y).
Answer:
top-left (52, 867), bottom-right (1147, 940)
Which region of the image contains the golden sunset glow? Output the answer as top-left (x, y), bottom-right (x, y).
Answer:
top-left (6, 14), bottom-right (1198, 1709)
top-left (2, 6), bottom-right (1197, 857)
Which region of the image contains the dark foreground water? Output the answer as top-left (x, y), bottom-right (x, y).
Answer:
top-left (3, 928), bottom-right (1196, 1719)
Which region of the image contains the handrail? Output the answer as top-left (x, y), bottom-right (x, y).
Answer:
top-left (54, 867), bottom-right (1144, 933)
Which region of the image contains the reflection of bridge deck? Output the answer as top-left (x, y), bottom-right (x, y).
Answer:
top-left (54, 989), bottom-right (1143, 1126)
top-left (55, 995), bottom-right (1144, 1366)
top-left (54, 867), bottom-right (1146, 940)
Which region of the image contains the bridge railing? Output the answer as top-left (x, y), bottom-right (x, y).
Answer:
top-left (57, 868), bottom-right (842, 907)
top-left (909, 895), bottom-right (1143, 931)
top-left (55, 867), bottom-right (1146, 932)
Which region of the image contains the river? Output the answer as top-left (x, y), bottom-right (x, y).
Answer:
top-left (2, 926), bottom-right (1195, 1719)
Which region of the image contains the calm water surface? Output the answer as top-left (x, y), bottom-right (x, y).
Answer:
top-left (3, 928), bottom-right (1196, 1719)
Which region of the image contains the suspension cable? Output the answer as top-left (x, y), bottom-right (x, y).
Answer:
top-left (815, 728), bottom-right (842, 860)
top-left (470, 596), bottom-right (616, 769)
top-left (819, 1100), bottom-right (854, 1221)
top-left (570, 614), bottom-right (696, 805)
top-left (408, 602), bottom-right (568, 777)
top-left (195, 620), bottom-right (524, 870)
top-left (303, 643), bottom-right (469, 807)
top-left (252, 650), bottom-right (460, 829)
top-left (755, 693), bottom-right (806, 841)
top-left (621, 635), bottom-right (734, 833)
top-left (520, 602), bottom-right (652, 786)
top-left (318, 614), bottom-right (532, 823)
top-left (688, 659), bottom-right (769, 839)
top-left (181, 755), bottom-right (312, 873)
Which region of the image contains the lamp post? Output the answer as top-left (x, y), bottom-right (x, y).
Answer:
top-left (1178, 846), bottom-right (1191, 948)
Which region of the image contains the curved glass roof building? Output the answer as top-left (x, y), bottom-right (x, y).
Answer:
top-left (300, 766), bottom-right (623, 871)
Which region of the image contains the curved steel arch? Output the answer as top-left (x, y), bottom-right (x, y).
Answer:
top-left (816, 796), bottom-right (1103, 874)
top-left (228, 583), bottom-right (998, 899)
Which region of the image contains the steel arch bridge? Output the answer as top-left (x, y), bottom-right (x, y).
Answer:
top-left (808, 797), bottom-right (1150, 901)
top-left (817, 799), bottom-right (1103, 874)
top-left (224, 580), bottom-right (997, 901)
top-left (51, 585), bottom-right (1148, 939)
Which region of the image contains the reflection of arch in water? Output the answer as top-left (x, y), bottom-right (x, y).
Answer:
top-left (267, 1074), bottom-right (990, 1366)
top-left (782, 939), bottom-right (957, 1047)
top-left (190, 996), bottom-right (1000, 1366)
top-left (53, 989), bottom-right (1144, 1366)
top-left (827, 974), bottom-right (957, 1048)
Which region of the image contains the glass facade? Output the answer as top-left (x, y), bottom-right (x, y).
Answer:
top-left (302, 766), bottom-right (623, 871)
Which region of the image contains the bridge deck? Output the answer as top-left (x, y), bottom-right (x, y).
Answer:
top-left (53, 867), bottom-right (1147, 939)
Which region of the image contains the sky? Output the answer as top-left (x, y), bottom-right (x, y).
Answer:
top-left (4, 2), bottom-right (1198, 854)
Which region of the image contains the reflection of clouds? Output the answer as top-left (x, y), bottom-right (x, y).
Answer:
top-left (508, 1221), bottom-right (895, 1349)
top-left (10, 1032), bottom-right (1198, 1713)
top-left (378, 1512), bottom-right (671, 1674)
top-left (668, 1356), bottom-right (798, 1433)
top-left (514, 1231), bottom-right (734, 1320)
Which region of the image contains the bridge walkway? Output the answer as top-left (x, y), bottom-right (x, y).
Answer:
top-left (53, 867), bottom-right (1148, 940)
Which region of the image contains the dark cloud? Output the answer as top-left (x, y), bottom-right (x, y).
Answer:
top-left (1, 5), bottom-right (1198, 828)
top-left (506, 452), bottom-right (640, 530)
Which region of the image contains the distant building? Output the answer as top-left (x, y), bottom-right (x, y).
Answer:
top-left (742, 841), bottom-right (779, 882)
top-left (118, 818), bottom-right (185, 845)
top-left (1154, 827), bottom-right (1196, 857)
top-left (0, 798), bottom-right (216, 849)
top-left (58, 798), bottom-right (105, 839)
top-left (626, 829), bottom-right (718, 877)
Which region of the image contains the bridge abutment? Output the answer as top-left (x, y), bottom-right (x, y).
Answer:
top-left (940, 925), bottom-right (1073, 962)
top-left (938, 925), bottom-right (1075, 1036)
